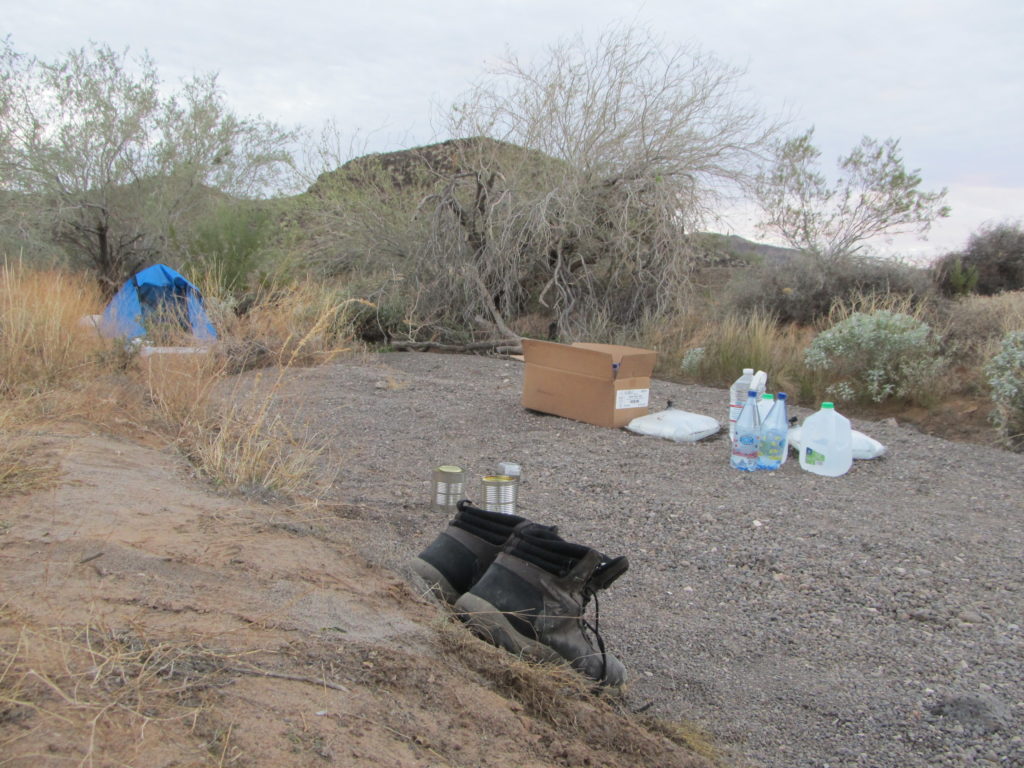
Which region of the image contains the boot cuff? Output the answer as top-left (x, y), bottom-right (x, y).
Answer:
top-left (452, 500), bottom-right (527, 545)
top-left (507, 523), bottom-right (591, 575)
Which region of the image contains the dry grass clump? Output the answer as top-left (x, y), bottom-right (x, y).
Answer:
top-left (939, 290), bottom-right (1024, 365)
top-left (650, 308), bottom-right (823, 406)
top-left (0, 263), bottom-right (111, 497)
top-left (131, 285), bottom-right (357, 497)
top-left (432, 616), bottom-right (717, 767)
top-left (205, 279), bottom-right (371, 372)
top-left (826, 288), bottom-right (931, 326)
top-left (0, 612), bottom-right (235, 767)
top-left (0, 262), bottom-right (108, 398)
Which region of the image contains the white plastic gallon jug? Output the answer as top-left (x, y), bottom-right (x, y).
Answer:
top-left (798, 402), bottom-right (853, 477)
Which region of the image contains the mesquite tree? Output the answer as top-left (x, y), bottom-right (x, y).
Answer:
top-left (755, 128), bottom-right (950, 262)
top-left (0, 38), bottom-right (297, 293)
top-left (409, 27), bottom-right (776, 341)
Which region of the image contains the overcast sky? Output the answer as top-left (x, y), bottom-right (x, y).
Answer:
top-left (4, 0), bottom-right (1022, 260)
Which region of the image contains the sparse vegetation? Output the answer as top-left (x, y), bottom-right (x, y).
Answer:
top-left (0, 613), bottom-right (234, 766)
top-left (724, 250), bottom-right (933, 325)
top-left (986, 330), bottom-right (1024, 450)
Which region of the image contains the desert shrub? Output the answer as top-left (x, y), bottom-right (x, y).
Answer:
top-left (182, 203), bottom-right (274, 294)
top-left (804, 310), bottom-right (944, 404)
top-left (934, 222), bottom-right (1024, 296)
top-left (985, 330), bottom-right (1024, 450)
top-left (726, 253), bottom-right (932, 325)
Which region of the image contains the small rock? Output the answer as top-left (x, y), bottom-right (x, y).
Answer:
top-left (927, 692), bottom-right (1011, 734)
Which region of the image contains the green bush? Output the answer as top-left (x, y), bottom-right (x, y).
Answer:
top-left (985, 330), bottom-right (1024, 450)
top-left (183, 203), bottom-right (273, 294)
top-left (727, 253), bottom-right (932, 325)
top-left (934, 222), bottom-right (1024, 296)
top-left (804, 310), bottom-right (944, 404)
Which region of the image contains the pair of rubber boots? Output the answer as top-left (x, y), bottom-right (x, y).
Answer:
top-left (411, 500), bottom-right (628, 687)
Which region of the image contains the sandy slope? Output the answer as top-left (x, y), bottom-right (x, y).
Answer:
top-left (0, 425), bottom-right (711, 768)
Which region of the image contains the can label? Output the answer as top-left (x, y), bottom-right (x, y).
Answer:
top-left (615, 388), bottom-right (650, 409)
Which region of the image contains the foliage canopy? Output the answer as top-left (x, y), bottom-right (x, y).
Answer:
top-left (0, 38), bottom-right (297, 292)
top-left (755, 128), bottom-right (950, 261)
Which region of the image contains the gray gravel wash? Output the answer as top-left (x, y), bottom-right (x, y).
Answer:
top-left (271, 352), bottom-right (1023, 768)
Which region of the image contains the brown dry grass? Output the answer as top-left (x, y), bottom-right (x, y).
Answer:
top-left (648, 308), bottom-right (823, 406)
top-left (0, 261), bottom-right (109, 399)
top-left (432, 615), bottom-right (719, 767)
top-left (940, 290), bottom-right (1024, 364)
top-left (0, 263), bottom-right (360, 500)
top-left (0, 607), bottom-right (232, 767)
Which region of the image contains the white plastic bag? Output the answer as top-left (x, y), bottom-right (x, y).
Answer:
top-left (627, 408), bottom-right (720, 443)
top-left (788, 426), bottom-right (887, 460)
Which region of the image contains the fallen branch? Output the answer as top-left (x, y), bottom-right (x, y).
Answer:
top-left (390, 340), bottom-right (522, 354)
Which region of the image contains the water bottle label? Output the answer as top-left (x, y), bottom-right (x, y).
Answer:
top-left (733, 433), bottom-right (758, 461)
top-left (615, 388), bottom-right (650, 409)
top-left (759, 436), bottom-right (785, 461)
top-left (805, 447), bottom-right (825, 465)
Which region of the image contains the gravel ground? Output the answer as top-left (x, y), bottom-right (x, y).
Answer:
top-left (273, 351), bottom-right (1024, 768)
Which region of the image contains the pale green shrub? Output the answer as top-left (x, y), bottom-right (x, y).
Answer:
top-left (804, 311), bottom-right (944, 404)
top-left (985, 330), bottom-right (1024, 450)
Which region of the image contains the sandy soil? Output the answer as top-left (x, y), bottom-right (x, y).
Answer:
top-left (2, 350), bottom-right (1022, 768)
top-left (0, 426), bottom-right (711, 767)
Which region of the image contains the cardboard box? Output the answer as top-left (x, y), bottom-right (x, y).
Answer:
top-left (521, 339), bottom-right (657, 428)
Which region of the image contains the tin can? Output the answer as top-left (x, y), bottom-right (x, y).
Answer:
top-left (431, 465), bottom-right (465, 512)
top-left (481, 474), bottom-right (518, 515)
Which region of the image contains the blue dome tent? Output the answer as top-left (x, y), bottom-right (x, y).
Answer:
top-left (100, 264), bottom-right (217, 341)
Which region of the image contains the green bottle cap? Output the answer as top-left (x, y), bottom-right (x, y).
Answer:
top-left (822, 402), bottom-right (834, 409)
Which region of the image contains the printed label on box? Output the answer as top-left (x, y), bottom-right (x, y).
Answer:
top-left (615, 388), bottom-right (650, 409)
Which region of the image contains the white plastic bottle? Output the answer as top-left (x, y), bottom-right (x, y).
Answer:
top-left (798, 402), bottom-right (853, 477)
top-left (757, 392), bottom-right (789, 470)
top-left (757, 393), bottom-right (775, 423)
top-left (728, 369), bottom-right (753, 441)
top-left (730, 390), bottom-right (761, 471)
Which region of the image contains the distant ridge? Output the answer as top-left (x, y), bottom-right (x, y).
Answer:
top-left (693, 232), bottom-right (802, 265)
top-left (308, 138), bottom-right (802, 264)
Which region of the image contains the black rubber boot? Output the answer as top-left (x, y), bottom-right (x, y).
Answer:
top-left (410, 500), bottom-right (538, 604)
top-left (453, 523), bottom-right (629, 687)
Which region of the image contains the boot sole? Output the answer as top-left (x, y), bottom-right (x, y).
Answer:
top-left (453, 592), bottom-right (566, 667)
top-left (409, 557), bottom-right (461, 604)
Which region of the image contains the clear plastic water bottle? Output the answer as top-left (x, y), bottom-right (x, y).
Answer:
top-left (757, 392), bottom-right (789, 470)
top-left (730, 390), bottom-right (761, 471)
top-left (728, 368), bottom-right (754, 441)
top-left (798, 402), bottom-right (853, 477)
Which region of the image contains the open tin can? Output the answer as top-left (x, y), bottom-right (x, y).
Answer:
top-left (481, 474), bottom-right (518, 515)
top-left (431, 465), bottom-right (465, 512)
